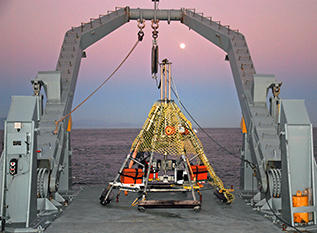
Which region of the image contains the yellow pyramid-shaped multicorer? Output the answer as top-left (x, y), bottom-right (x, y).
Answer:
top-left (99, 59), bottom-right (234, 206)
top-left (130, 100), bottom-right (199, 156)
top-left (130, 100), bottom-right (234, 203)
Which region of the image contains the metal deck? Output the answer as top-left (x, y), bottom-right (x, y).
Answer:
top-left (45, 185), bottom-right (282, 233)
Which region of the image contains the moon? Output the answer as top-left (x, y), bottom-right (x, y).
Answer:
top-left (179, 43), bottom-right (186, 49)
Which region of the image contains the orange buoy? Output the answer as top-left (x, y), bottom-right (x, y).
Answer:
top-left (183, 128), bottom-right (189, 135)
top-left (293, 190), bottom-right (309, 223)
top-left (178, 125), bottom-right (189, 135)
top-left (165, 126), bottom-right (175, 135)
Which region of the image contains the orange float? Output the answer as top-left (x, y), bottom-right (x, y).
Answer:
top-left (165, 126), bottom-right (175, 135)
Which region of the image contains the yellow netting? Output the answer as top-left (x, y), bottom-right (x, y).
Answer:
top-left (130, 101), bottom-right (200, 156)
top-left (130, 100), bottom-right (234, 203)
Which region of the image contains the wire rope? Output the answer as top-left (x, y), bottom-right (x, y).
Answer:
top-left (54, 38), bottom-right (142, 134)
top-left (170, 77), bottom-right (237, 156)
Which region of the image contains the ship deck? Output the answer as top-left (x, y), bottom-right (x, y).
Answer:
top-left (45, 185), bottom-right (284, 233)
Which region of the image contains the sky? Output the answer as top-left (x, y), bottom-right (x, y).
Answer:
top-left (0, 0), bottom-right (316, 128)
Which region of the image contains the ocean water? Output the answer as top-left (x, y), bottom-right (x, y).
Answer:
top-left (70, 128), bottom-right (243, 187)
top-left (0, 128), bottom-right (316, 189)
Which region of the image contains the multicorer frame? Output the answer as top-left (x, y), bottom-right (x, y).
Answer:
top-left (100, 60), bottom-right (234, 211)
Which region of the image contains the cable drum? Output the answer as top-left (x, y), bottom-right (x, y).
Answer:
top-left (276, 169), bottom-right (281, 196)
top-left (37, 168), bottom-right (49, 198)
top-left (268, 168), bottom-right (281, 198)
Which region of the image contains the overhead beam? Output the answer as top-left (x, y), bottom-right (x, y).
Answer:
top-left (129, 8), bottom-right (182, 21)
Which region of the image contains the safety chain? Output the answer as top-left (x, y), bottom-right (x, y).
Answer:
top-left (151, 19), bottom-right (159, 40)
top-left (137, 19), bottom-right (145, 41)
top-left (152, 0), bottom-right (159, 40)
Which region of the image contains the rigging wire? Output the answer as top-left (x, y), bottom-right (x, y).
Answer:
top-left (170, 77), bottom-right (308, 232)
top-left (54, 28), bottom-right (145, 134)
top-left (170, 76), bottom-right (257, 169)
top-left (169, 77), bottom-right (238, 156)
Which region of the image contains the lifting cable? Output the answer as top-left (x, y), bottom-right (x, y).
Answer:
top-left (170, 79), bottom-right (257, 171)
top-left (169, 77), bottom-right (237, 156)
top-left (171, 79), bottom-right (305, 232)
top-left (54, 21), bottom-right (145, 134)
